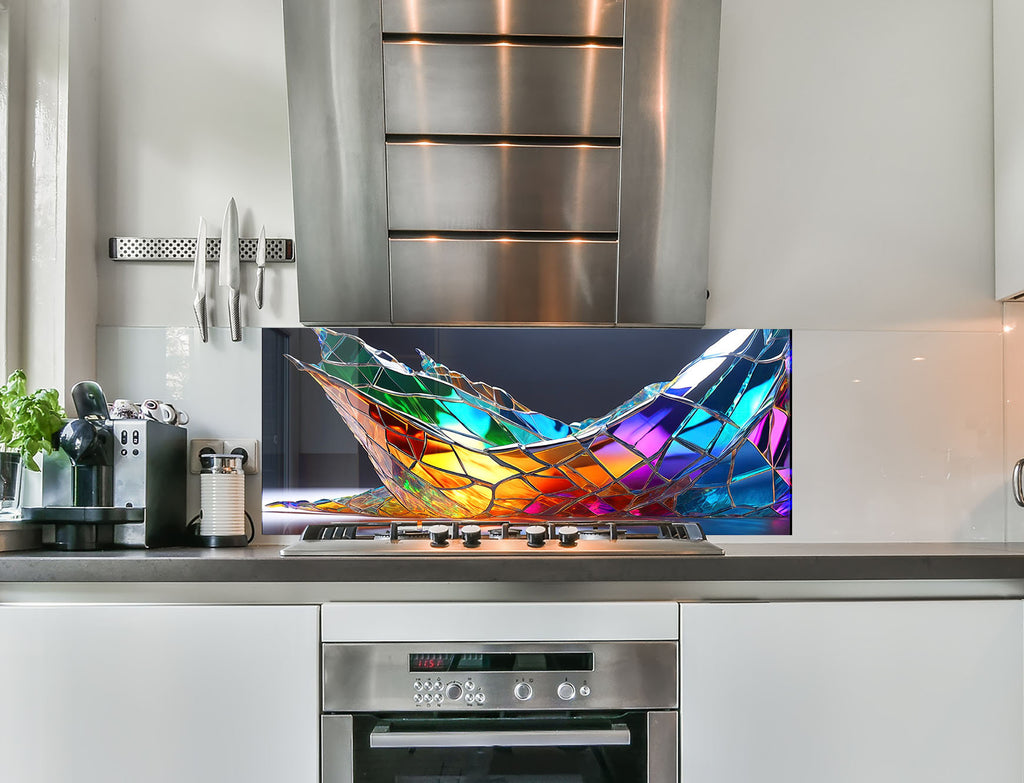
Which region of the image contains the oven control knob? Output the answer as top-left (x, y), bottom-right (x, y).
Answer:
top-left (445, 682), bottom-right (463, 701)
top-left (428, 524), bottom-right (450, 547)
top-left (556, 525), bottom-right (579, 547)
top-left (461, 524), bottom-right (482, 548)
top-left (525, 525), bottom-right (547, 548)
top-left (514, 682), bottom-right (533, 701)
top-left (556, 682), bottom-right (576, 701)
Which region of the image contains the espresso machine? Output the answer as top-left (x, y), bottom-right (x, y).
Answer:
top-left (23, 381), bottom-right (187, 550)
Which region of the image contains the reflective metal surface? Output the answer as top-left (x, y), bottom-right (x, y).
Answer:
top-left (390, 238), bottom-right (617, 324)
top-left (283, 535), bottom-right (722, 557)
top-left (322, 641), bottom-right (678, 712)
top-left (384, 42), bottom-right (622, 137)
top-left (647, 712), bottom-right (679, 783)
top-left (382, 0), bottom-right (625, 37)
top-left (283, 0), bottom-right (391, 325)
top-left (617, 0), bottom-right (721, 325)
top-left (1013, 457), bottom-right (1024, 507)
top-left (322, 715), bottom-right (354, 783)
top-left (285, 0), bottom-right (721, 326)
top-left (386, 142), bottom-right (620, 231)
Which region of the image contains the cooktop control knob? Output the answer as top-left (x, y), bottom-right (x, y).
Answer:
top-left (514, 682), bottom-right (533, 701)
top-left (556, 525), bottom-right (579, 547)
top-left (525, 525), bottom-right (547, 548)
top-left (445, 682), bottom-right (463, 701)
top-left (461, 524), bottom-right (482, 548)
top-left (428, 524), bottom-right (450, 547)
top-left (556, 682), bottom-right (576, 701)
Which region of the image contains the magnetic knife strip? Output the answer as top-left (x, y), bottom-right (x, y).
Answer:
top-left (109, 237), bottom-right (294, 263)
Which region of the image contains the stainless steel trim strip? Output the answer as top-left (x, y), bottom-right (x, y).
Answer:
top-left (369, 724), bottom-right (631, 748)
top-left (384, 42), bottom-right (623, 137)
top-left (321, 714), bottom-right (354, 783)
top-left (647, 711), bottom-right (679, 783)
top-left (389, 238), bottom-right (617, 324)
top-left (386, 143), bottom-right (621, 231)
top-left (381, 0), bottom-right (625, 37)
top-left (284, 0), bottom-right (391, 325)
top-left (617, 0), bottom-right (721, 325)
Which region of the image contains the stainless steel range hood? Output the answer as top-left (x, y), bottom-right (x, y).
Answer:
top-left (283, 0), bottom-right (721, 327)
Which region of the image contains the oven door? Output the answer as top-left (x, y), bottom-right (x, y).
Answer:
top-left (323, 711), bottom-right (677, 783)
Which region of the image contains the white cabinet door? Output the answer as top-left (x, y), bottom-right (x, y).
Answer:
top-left (680, 601), bottom-right (1023, 783)
top-left (0, 604), bottom-right (319, 783)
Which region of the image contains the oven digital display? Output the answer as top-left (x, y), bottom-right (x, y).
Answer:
top-left (410, 652), bottom-right (594, 673)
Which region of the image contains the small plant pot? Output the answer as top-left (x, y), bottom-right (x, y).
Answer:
top-left (0, 451), bottom-right (23, 517)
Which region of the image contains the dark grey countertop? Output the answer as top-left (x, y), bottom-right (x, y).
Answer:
top-left (2, 542), bottom-right (1024, 584)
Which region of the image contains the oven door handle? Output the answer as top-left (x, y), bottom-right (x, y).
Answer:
top-left (369, 723), bottom-right (631, 749)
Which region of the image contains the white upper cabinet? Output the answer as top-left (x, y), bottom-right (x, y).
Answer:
top-left (996, 0), bottom-right (1024, 299)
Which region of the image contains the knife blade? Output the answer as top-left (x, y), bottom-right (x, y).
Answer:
top-left (219, 197), bottom-right (241, 342)
top-left (192, 216), bottom-right (209, 342)
top-left (254, 224), bottom-right (266, 310)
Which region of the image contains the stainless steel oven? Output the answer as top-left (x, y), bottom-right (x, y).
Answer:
top-left (321, 641), bottom-right (678, 783)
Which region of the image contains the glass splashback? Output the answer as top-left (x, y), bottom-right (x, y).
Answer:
top-left (262, 328), bottom-right (791, 535)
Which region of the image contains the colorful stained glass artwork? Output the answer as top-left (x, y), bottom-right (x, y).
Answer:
top-left (268, 329), bottom-right (792, 534)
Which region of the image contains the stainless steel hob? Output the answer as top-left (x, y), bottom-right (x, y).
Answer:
top-left (280, 518), bottom-right (723, 556)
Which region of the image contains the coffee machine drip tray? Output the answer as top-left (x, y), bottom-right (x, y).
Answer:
top-left (22, 507), bottom-right (145, 523)
top-left (21, 506), bottom-right (146, 551)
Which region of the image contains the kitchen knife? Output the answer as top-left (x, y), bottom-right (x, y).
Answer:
top-left (192, 216), bottom-right (209, 342)
top-left (219, 197), bottom-right (241, 342)
top-left (254, 224), bottom-right (266, 310)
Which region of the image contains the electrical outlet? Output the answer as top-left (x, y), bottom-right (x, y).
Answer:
top-left (223, 438), bottom-right (260, 475)
top-left (189, 439), bottom-right (224, 474)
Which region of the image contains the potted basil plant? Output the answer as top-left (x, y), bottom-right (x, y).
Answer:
top-left (0, 370), bottom-right (65, 515)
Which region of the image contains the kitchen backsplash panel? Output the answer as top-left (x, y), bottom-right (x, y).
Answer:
top-left (789, 329), bottom-right (1003, 543)
top-left (95, 326), bottom-right (1005, 543)
top-left (265, 328), bottom-right (791, 534)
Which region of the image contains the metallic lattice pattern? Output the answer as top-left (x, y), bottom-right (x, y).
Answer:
top-left (269, 328), bottom-right (792, 534)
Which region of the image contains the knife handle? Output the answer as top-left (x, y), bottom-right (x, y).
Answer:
top-left (193, 294), bottom-right (209, 343)
top-left (255, 267), bottom-right (265, 310)
top-left (229, 289), bottom-right (241, 342)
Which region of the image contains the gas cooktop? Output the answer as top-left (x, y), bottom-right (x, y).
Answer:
top-left (280, 518), bottom-right (724, 556)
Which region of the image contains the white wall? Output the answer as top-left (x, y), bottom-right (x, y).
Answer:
top-left (95, 0), bottom-right (297, 329)
top-left (91, 0), bottom-right (1006, 542)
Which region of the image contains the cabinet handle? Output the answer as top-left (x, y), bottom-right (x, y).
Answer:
top-left (1013, 458), bottom-right (1024, 507)
top-left (369, 723), bottom-right (630, 748)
